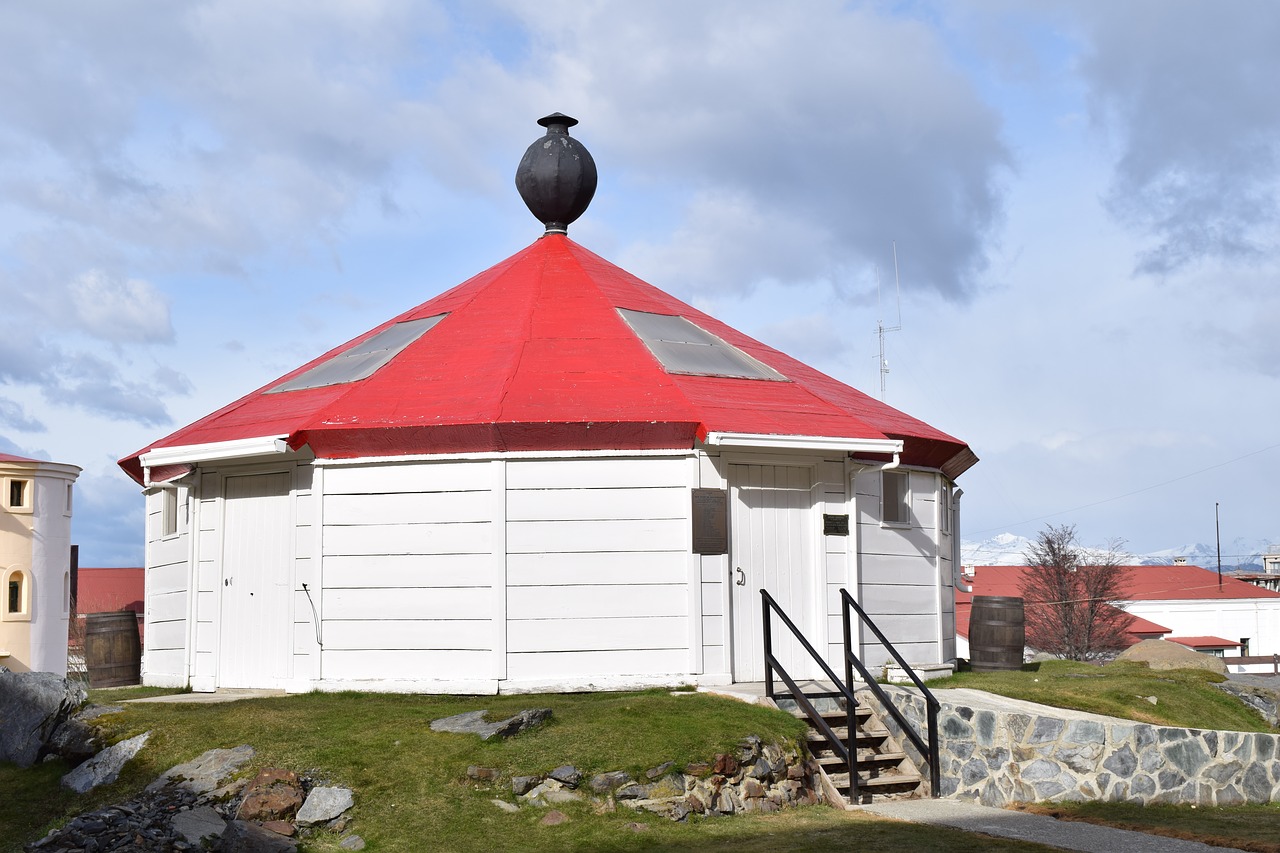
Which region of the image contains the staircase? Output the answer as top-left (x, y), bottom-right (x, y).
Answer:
top-left (761, 588), bottom-right (941, 807)
top-left (775, 692), bottom-right (923, 804)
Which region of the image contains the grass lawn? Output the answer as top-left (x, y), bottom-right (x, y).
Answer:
top-left (929, 659), bottom-right (1276, 733)
top-left (1018, 801), bottom-right (1280, 853)
top-left (5, 663), bottom-right (1278, 852)
top-left (1, 688), bottom-right (1060, 853)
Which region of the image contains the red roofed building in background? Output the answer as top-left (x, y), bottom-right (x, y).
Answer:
top-left (118, 115), bottom-right (977, 694)
top-left (74, 567), bottom-right (145, 644)
top-left (957, 564), bottom-right (1280, 670)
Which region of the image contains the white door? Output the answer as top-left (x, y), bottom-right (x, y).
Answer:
top-left (730, 464), bottom-right (814, 681)
top-left (218, 471), bottom-right (293, 688)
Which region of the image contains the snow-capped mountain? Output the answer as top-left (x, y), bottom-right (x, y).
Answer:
top-left (960, 534), bottom-right (1278, 570)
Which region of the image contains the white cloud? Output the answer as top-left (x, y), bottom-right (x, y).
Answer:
top-left (1074, 2), bottom-right (1280, 274)
top-left (70, 270), bottom-right (173, 344)
top-left (0, 398), bottom-right (45, 432)
top-left (475, 1), bottom-right (1013, 299)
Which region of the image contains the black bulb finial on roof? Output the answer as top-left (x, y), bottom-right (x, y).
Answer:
top-left (515, 112), bottom-right (597, 235)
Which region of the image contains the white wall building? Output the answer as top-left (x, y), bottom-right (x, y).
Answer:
top-left (119, 115), bottom-right (977, 695)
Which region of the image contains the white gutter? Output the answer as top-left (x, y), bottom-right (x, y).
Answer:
top-left (140, 435), bottom-right (291, 487)
top-left (952, 487), bottom-right (972, 593)
top-left (704, 432), bottom-right (903, 456)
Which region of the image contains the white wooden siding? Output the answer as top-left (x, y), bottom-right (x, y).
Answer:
top-left (192, 472), bottom-right (221, 685)
top-left (323, 648), bottom-right (491, 681)
top-left (696, 454), bottom-right (730, 681)
top-left (326, 554), bottom-right (491, 587)
top-left (142, 488), bottom-right (190, 686)
top-left (507, 551), bottom-right (686, 586)
top-left (503, 456), bottom-right (693, 686)
top-left (323, 521), bottom-right (492, 556)
top-left (854, 467), bottom-right (949, 668)
top-left (317, 460), bottom-right (497, 685)
top-left (507, 648), bottom-right (690, 682)
top-left (153, 448), bottom-right (956, 692)
top-left (292, 466), bottom-right (319, 687)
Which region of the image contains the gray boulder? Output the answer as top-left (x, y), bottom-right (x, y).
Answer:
top-left (429, 708), bottom-right (552, 740)
top-left (217, 819), bottom-right (298, 852)
top-left (61, 731), bottom-right (151, 793)
top-left (172, 805), bottom-right (229, 845)
top-left (296, 786), bottom-right (354, 826)
top-left (47, 717), bottom-right (100, 764)
top-left (0, 670), bottom-right (87, 767)
top-left (1216, 681), bottom-right (1280, 727)
top-left (147, 744), bottom-right (256, 794)
top-left (1115, 639), bottom-right (1229, 674)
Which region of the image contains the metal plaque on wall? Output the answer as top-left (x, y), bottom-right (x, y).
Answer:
top-left (823, 513), bottom-right (850, 536)
top-left (692, 488), bottom-right (728, 555)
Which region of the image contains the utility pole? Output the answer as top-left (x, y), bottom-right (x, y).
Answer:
top-left (1215, 502), bottom-right (1222, 588)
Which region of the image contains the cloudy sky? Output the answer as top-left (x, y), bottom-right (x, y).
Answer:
top-left (2, 1), bottom-right (1277, 567)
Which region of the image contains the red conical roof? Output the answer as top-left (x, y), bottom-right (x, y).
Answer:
top-left (120, 235), bottom-right (974, 484)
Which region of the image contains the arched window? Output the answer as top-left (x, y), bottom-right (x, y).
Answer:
top-left (3, 569), bottom-right (31, 621)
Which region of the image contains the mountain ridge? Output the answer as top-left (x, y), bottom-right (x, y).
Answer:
top-left (960, 533), bottom-right (1278, 570)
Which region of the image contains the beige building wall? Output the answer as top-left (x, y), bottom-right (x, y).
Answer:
top-left (0, 456), bottom-right (81, 675)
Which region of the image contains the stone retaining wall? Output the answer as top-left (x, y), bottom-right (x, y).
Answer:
top-left (476, 735), bottom-right (820, 821)
top-left (875, 686), bottom-right (1280, 807)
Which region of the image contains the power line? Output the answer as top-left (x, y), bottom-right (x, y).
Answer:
top-left (968, 441), bottom-right (1280, 536)
top-left (960, 547), bottom-right (1274, 562)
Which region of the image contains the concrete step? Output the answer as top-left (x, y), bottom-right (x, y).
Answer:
top-left (813, 750), bottom-right (907, 768)
top-left (826, 769), bottom-right (923, 792)
top-left (805, 726), bottom-right (889, 743)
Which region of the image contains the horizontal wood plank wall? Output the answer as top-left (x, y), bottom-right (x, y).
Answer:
top-left (817, 459), bottom-right (850, 670)
top-left (320, 462), bottom-right (494, 683)
top-left (937, 487), bottom-right (957, 662)
top-left (697, 454), bottom-right (728, 680)
top-left (193, 473), bottom-right (220, 686)
top-left (143, 487), bottom-right (189, 685)
top-left (292, 466), bottom-right (318, 686)
top-left (855, 468), bottom-right (944, 668)
top-left (505, 456), bottom-right (693, 686)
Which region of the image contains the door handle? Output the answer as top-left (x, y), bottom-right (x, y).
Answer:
top-left (735, 567), bottom-right (746, 586)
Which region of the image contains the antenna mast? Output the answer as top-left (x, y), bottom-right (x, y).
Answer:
top-left (877, 242), bottom-right (903, 400)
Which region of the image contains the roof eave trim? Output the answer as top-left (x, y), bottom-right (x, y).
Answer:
top-left (704, 432), bottom-right (904, 454)
top-left (139, 435), bottom-right (292, 468)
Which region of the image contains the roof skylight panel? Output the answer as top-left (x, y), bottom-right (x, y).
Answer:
top-left (267, 314), bottom-right (446, 393)
top-left (617, 308), bottom-right (786, 381)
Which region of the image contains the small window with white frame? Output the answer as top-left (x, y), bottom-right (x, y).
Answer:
top-left (65, 482), bottom-right (74, 516)
top-left (940, 479), bottom-right (953, 534)
top-left (160, 488), bottom-right (179, 538)
top-left (882, 470), bottom-right (911, 526)
top-left (3, 478), bottom-right (33, 513)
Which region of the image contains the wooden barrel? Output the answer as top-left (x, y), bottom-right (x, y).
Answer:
top-left (85, 611), bottom-right (141, 688)
top-left (969, 596), bottom-right (1025, 672)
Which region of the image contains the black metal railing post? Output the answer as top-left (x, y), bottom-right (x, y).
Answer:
top-left (762, 591), bottom-right (774, 699)
top-left (839, 588), bottom-right (941, 798)
top-left (760, 589), bottom-right (861, 802)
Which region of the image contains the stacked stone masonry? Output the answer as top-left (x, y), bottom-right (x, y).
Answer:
top-left (875, 687), bottom-right (1280, 807)
top-left (476, 735), bottom-right (820, 821)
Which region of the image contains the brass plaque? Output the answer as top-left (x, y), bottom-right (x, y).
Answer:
top-left (692, 488), bottom-right (728, 555)
top-left (823, 513), bottom-right (850, 536)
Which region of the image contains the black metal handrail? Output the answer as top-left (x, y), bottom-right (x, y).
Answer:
top-left (760, 589), bottom-right (862, 801)
top-left (840, 588), bottom-right (941, 798)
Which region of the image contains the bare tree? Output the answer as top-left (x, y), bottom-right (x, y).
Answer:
top-left (1020, 524), bottom-right (1132, 661)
